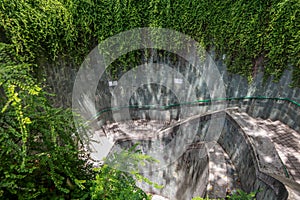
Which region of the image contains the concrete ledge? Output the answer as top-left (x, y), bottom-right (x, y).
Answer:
top-left (220, 111), bottom-right (289, 199)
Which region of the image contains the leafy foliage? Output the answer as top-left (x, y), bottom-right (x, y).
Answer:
top-left (90, 165), bottom-right (151, 200)
top-left (89, 143), bottom-right (165, 199)
top-left (227, 189), bottom-right (257, 200)
top-left (0, 42), bottom-right (156, 199)
top-left (1, 0), bottom-right (299, 85)
top-left (0, 43), bottom-right (94, 199)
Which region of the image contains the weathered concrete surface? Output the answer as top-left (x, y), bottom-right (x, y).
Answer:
top-left (255, 118), bottom-right (300, 183)
top-left (44, 50), bottom-right (300, 132)
top-left (207, 142), bottom-right (241, 198)
top-left (41, 50), bottom-right (300, 154)
top-left (227, 109), bottom-right (300, 199)
top-left (217, 109), bottom-right (300, 200)
top-left (97, 108), bottom-right (295, 199)
top-left (133, 144), bottom-right (209, 200)
top-left (227, 110), bottom-right (287, 178)
top-left (220, 110), bottom-right (290, 200)
top-left (103, 109), bottom-right (227, 199)
top-left (227, 98), bottom-right (300, 133)
top-left (151, 195), bottom-right (170, 200)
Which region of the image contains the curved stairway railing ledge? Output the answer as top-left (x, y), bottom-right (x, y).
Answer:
top-left (225, 109), bottom-right (300, 199)
top-left (91, 96), bottom-right (300, 133)
top-left (224, 109), bottom-right (300, 199)
top-left (225, 109), bottom-right (288, 178)
top-left (109, 108), bottom-right (229, 142)
top-left (220, 111), bottom-right (289, 199)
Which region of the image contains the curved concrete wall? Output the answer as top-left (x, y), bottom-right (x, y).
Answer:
top-left (42, 50), bottom-right (300, 135)
top-left (219, 114), bottom-right (288, 200)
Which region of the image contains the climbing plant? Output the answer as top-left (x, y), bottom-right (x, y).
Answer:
top-left (1, 0), bottom-right (299, 85)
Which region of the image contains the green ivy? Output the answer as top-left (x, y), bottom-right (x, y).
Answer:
top-left (1, 0), bottom-right (299, 86)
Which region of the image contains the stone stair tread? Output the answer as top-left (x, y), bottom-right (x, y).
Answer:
top-left (228, 110), bottom-right (300, 185)
top-left (207, 142), bottom-right (240, 198)
top-left (255, 118), bottom-right (300, 184)
top-left (227, 110), bottom-right (286, 176)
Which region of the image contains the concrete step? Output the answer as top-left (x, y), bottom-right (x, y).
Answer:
top-left (227, 110), bottom-right (300, 199)
top-left (255, 118), bottom-right (300, 184)
top-left (207, 142), bottom-right (241, 198)
top-left (227, 110), bottom-right (287, 177)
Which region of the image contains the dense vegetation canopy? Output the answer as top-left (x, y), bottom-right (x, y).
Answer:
top-left (0, 0), bottom-right (299, 199)
top-left (1, 0), bottom-right (299, 84)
